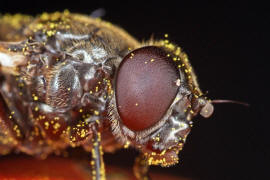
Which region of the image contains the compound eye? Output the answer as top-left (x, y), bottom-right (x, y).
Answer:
top-left (116, 46), bottom-right (179, 131)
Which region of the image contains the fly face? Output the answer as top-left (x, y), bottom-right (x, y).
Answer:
top-left (109, 44), bottom-right (214, 166)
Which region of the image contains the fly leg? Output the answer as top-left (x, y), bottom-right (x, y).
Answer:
top-left (133, 154), bottom-right (151, 180)
top-left (0, 92), bottom-right (18, 155)
top-left (90, 125), bottom-right (106, 180)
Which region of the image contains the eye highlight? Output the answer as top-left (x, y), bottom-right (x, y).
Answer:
top-left (116, 46), bottom-right (179, 131)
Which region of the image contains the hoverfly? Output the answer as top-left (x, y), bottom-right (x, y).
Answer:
top-left (0, 11), bottom-right (216, 180)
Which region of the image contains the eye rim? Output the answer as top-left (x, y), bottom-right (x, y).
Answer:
top-left (114, 45), bottom-right (180, 132)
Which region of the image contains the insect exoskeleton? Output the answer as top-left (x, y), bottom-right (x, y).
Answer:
top-left (0, 11), bottom-right (213, 180)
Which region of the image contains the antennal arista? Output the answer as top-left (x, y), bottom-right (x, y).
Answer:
top-left (211, 99), bottom-right (250, 107)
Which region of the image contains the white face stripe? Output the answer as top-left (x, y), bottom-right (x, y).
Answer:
top-left (171, 116), bottom-right (188, 130)
top-left (167, 116), bottom-right (189, 142)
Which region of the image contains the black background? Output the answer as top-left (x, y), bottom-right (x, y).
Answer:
top-left (0, 1), bottom-right (268, 180)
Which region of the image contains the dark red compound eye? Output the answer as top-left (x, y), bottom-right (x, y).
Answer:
top-left (116, 46), bottom-right (179, 131)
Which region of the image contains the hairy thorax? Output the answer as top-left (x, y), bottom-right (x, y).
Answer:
top-left (0, 12), bottom-right (140, 157)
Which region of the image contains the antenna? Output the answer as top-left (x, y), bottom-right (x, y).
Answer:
top-left (211, 99), bottom-right (250, 107)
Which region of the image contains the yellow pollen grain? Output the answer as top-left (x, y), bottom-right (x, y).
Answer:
top-left (44, 122), bottom-right (49, 129)
top-left (161, 149), bottom-right (166, 155)
top-left (46, 30), bottom-right (54, 37)
top-left (148, 157), bottom-right (153, 165)
top-left (80, 129), bottom-right (86, 138)
top-left (130, 53), bottom-right (134, 59)
top-left (53, 123), bottom-right (60, 130)
top-left (94, 110), bottom-right (99, 115)
top-left (13, 125), bottom-right (18, 131)
top-left (124, 141), bottom-right (130, 149)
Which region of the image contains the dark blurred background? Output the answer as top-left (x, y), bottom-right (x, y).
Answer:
top-left (0, 1), bottom-right (268, 180)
